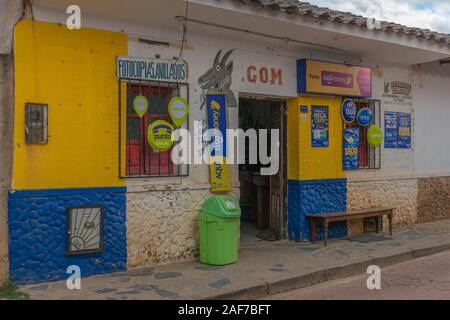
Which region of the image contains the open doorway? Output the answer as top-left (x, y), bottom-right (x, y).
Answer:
top-left (238, 97), bottom-right (287, 245)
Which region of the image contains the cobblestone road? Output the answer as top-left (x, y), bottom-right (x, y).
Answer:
top-left (267, 251), bottom-right (450, 300)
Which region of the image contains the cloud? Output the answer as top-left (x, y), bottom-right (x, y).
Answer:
top-left (306, 0), bottom-right (450, 33)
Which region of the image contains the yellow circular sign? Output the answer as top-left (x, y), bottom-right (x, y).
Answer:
top-left (147, 120), bottom-right (174, 152)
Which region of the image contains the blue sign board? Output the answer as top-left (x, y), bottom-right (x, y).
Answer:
top-left (342, 99), bottom-right (357, 123)
top-left (397, 112), bottom-right (411, 149)
top-left (343, 127), bottom-right (360, 170)
top-left (207, 94), bottom-right (228, 157)
top-left (384, 111), bottom-right (398, 149)
top-left (311, 106), bottom-right (329, 148)
top-left (357, 107), bottom-right (373, 126)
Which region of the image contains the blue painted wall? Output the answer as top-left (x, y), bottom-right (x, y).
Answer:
top-left (8, 187), bottom-right (127, 284)
top-left (288, 179), bottom-right (348, 241)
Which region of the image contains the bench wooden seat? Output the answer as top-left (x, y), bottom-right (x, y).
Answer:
top-left (307, 208), bottom-right (394, 246)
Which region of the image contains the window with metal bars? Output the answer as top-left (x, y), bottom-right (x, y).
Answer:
top-left (120, 80), bottom-right (189, 178)
top-left (343, 99), bottom-right (381, 169)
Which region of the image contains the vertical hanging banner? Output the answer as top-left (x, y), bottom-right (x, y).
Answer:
top-left (397, 112), bottom-right (412, 149)
top-left (207, 93), bottom-right (231, 193)
top-left (343, 127), bottom-right (360, 170)
top-left (311, 106), bottom-right (329, 147)
top-left (384, 111), bottom-right (398, 149)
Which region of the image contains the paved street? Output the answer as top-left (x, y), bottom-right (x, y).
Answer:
top-left (19, 220), bottom-right (450, 300)
top-left (266, 251), bottom-right (450, 300)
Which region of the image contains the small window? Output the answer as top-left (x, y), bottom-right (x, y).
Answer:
top-left (120, 80), bottom-right (189, 178)
top-left (67, 206), bottom-right (104, 256)
top-left (25, 103), bottom-right (48, 144)
top-left (344, 99), bottom-right (381, 169)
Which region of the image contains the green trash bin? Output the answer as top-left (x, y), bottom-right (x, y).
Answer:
top-left (198, 195), bottom-right (241, 265)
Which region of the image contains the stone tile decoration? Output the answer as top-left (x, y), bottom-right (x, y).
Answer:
top-left (288, 179), bottom-right (347, 241)
top-left (8, 187), bottom-right (127, 284)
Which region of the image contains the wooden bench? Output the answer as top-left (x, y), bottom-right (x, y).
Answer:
top-left (307, 208), bottom-right (394, 246)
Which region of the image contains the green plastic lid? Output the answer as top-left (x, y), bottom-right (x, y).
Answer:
top-left (200, 195), bottom-right (241, 218)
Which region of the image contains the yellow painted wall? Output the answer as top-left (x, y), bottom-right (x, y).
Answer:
top-left (13, 20), bottom-right (128, 189)
top-left (288, 96), bottom-right (345, 181)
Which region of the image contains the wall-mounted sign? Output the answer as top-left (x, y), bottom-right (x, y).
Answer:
top-left (147, 120), bottom-right (174, 152)
top-left (383, 81), bottom-right (412, 103)
top-left (357, 107), bottom-right (373, 126)
top-left (384, 111), bottom-right (412, 149)
top-left (133, 95), bottom-right (149, 118)
top-left (117, 57), bottom-right (187, 83)
top-left (168, 97), bottom-right (189, 127)
top-left (246, 65), bottom-right (283, 85)
top-left (297, 59), bottom-right (372, 98)
top-left (311, 106), bottom-right (329, 148)
top-left (207, 94), bottom-right (231, 193)
top-left (397, 112), bottom-right (412, 149)
top-left (368, 124), bottom-right (383, 147)
top-left (384, 111), bottom-right (398, 149)
top-left (343, 127), bottom-right (360, 170)
top-left (341, 99), bottom-right (357, 123)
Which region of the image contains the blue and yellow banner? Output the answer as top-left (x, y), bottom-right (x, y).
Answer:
top-left (207, 94), bottom-right (231, 193)
top-left (297, 59), bottom-right (372, 98)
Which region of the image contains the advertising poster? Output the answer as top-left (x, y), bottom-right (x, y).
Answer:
top-left (384, 111), bottom-right (398, 149)
top-left (397, 112), bottom-right (412, 149)
top-left (206, 93), bottom-right (231, 193)
top-left (311, 106), bottom-right (329, 147)
top-left (343, 127), bottom-right (360, 170)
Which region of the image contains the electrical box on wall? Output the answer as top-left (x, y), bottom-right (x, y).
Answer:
top-left (25, 103), bottom-right (48, 144)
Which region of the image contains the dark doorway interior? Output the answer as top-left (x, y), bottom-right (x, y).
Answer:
top-left (238, 98), bottom-right (287, 245)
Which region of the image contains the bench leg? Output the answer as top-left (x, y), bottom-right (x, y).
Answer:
top-left (310, 219), bottom-right (317, 243)
top-left (388, 213), bottom-right (393, 236)
top-left (323, 220), bottom-right (329, 247)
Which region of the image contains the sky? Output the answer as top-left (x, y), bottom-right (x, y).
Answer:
top-left (307, 0), bottom-right (450, 33)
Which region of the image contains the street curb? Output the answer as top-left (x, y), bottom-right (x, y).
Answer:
top-left (209, 242), bottom-right (450, 300)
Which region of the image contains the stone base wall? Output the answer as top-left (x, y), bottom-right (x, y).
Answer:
top-left (288, 179), bottom-right (347, 241)
top-left (418, 177), bottom-right (450, 223)
top-left (8, 187), bottom-right (127, 284)
top-left (347, 179), bottom-right (418, 236)
top-left (126, 186), bottom-right (240, 268)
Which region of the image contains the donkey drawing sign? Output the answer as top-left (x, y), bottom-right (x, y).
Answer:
top-left (198, 49), bottom-right (236, 109)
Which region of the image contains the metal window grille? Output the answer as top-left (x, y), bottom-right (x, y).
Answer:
top-left (119, 79), bottom-right (189, 178)
top-left (344, 99), bottom-right (381, 170)
top-left (25, 103), bottom-right (48, 144)
top-left (67, 206), bottom-right (104, 256)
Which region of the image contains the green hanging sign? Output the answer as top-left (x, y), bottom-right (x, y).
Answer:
top-left (147, 120), bottom-right (174, 152)
top-left (168, 97), bottom-right (189, 127)
top-left (368, 124), bottom-right (383, 147)
top-left (133, 95), bottom-right (149, 118)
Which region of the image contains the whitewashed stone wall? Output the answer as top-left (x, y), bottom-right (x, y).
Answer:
top-left (347, 179), bottom-right (418, 235)
top-left (126, 186), bottom-right (240, 268)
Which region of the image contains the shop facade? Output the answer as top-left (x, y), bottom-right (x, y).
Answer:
top-left (1, 0), bottom-right (450, 284)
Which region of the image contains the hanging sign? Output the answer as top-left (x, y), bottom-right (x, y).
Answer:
top-left (311, 106), bottom-right (329, 148)
top-left (207, 93), bottom-right (231, 193)
top-left (117, 57), bottom-right (187, 83)
top-left (168, 97), bottom-right (189, 127)
top-left (297, 59), bottom-right (372, 98)
top-left (397, 112), bottom-right (412, 149)
top-left (147, 120), bottom-right (174, 152)
top-left (357, 107), bottom-right (373, 126)
top-left (343, 127), bottom-right (360, 170)
top-left (367, 124), bottom-right (383, 147)
top-left (133, 95), bottom-right (149, 118)
top-left (342, 99), bottom-right (357, 123)
top-left (384, 111), bottom-right (398, 149)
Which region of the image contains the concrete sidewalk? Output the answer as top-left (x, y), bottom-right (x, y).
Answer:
top-left (20, 220), bottom-right (450, 300)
